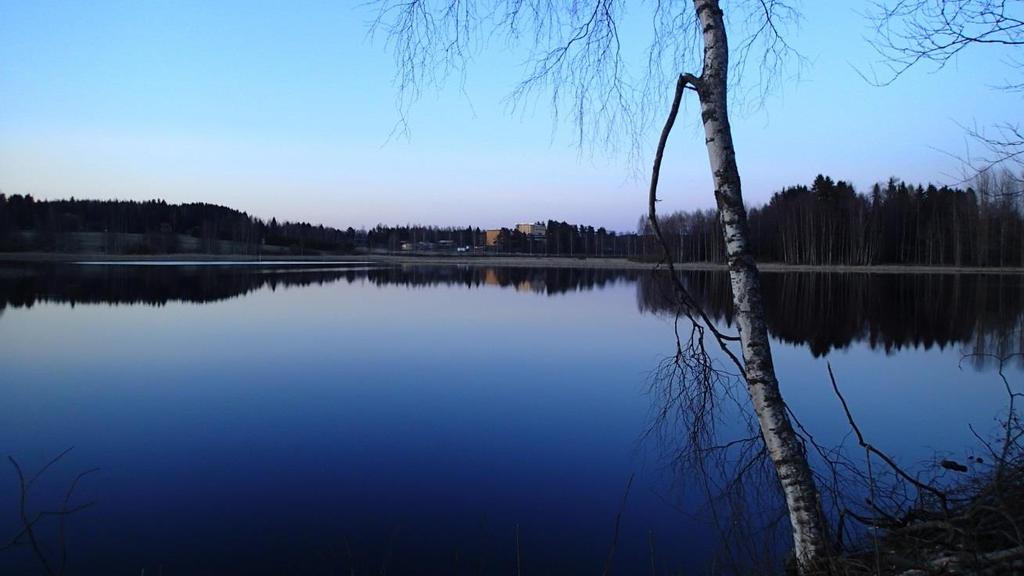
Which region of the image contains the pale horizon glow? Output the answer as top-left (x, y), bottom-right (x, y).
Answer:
top-left (0, 1), bottom-right (1018, 232)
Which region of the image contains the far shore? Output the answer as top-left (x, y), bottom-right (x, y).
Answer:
top-left (2, 251), bottom-right (1023, 274)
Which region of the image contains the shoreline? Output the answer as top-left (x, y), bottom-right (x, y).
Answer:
top-left (1, 252), bottom-right (1023, 274)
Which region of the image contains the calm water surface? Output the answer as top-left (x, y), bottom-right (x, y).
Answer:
top-left (1, 263), bottom-right (1021, 575)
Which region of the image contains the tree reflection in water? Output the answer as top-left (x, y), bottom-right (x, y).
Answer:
top-left (1, 262), bottom-right (1021, 368)
top-left (2, 261), bottom-right (1021, 574)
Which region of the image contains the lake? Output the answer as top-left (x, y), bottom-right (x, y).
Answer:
top-left (1, 262), bottom-right (1021, 575)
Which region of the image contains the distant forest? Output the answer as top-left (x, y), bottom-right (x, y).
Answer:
top-left (648, 172), bottom-right (1024, 267)
top-left (0, 196), bottom-right (357, 255)
top-left (2, 170), bottom-right (1022, 266)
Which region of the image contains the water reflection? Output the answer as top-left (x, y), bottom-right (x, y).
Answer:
top-left (0, 262), bottom-right (376, 308)
top-left (637, 271), bottom-right (1024, 366)
top-left (1, 263), bottom-right (1021, 365)
top-left (1, 262), bottom-right (1020, 575)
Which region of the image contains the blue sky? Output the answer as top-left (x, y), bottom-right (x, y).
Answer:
top-left (0, 1), bottom-right (1018, 231)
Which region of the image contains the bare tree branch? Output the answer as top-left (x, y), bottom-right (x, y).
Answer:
top-left (2, 449), bottom-right (98, 576)
top-left (369, 0), bottom-right (802, 162)
top-left (867, 0), bottom-right (1024, 83)
top-left (868, 0), bottom-right (1024, 183)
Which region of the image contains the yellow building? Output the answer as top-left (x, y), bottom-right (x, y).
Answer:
top-left (485, 229), bottom-right (502, 246)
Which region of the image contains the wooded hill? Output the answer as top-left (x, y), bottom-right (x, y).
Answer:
top-left (0, 196), bottom-right (357, 255)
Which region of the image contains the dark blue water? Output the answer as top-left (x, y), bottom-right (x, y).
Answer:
top-left (1, 263), bottom-right (1020, 575)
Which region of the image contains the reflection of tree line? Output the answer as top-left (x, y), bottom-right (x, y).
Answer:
top-left (0, 264), bottom-right (638, 311)
top-left (638, 271), bottom-right (1024, 364)
top-left (360, 265), bottom-right (638, 295)
top-left (0, 264), bottom-right (368, 310)
top-left (1, 264), bottom-right (1021, 363)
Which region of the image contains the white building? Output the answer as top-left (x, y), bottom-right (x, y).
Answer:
top-left (515, 223), bottom-right (547, 238)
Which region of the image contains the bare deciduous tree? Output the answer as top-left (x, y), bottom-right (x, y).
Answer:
top-left (869, 0), bottom-right (1024, 185)
top-left (370, 0), bottom-right (831, 570)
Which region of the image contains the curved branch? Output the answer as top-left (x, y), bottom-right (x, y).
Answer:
top-left (647, 73), bottom-right (745, 360)
top-left (827, 363), bottom-right (950, 510)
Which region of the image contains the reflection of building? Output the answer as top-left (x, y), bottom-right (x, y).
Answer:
top-left (485, 229), bottom-right (502, 246)
top-left (481, 268), bottom-right (541, 292)
top-left (482, 268), bottom-right (498, 286)
top-left (516, 223), bottom-right (546, 238)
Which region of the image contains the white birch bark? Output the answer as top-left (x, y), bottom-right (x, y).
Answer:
top-left (692, 0), bottom-right (830, 569)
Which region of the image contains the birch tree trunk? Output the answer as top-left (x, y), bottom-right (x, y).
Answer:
top-left (692, 0), bottom-right (830, 568)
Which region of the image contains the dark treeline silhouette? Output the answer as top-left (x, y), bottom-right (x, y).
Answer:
top-left (363, 221), bottom-right (653, 257)
top-left (541, 221), bottom-right (630, 257)
top-left (2, 262), bottom-right (1021, 366)
top-left (647, 172), bottom-right (1024, 266)
top-left (10, 173), bottom-right (1020, 265)
top-left (365, 224), bottom-right (485, 251)
top-left (0, 195), bottom-right (358, 254)
top-left (0, 195), bottom-right (663, 257)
